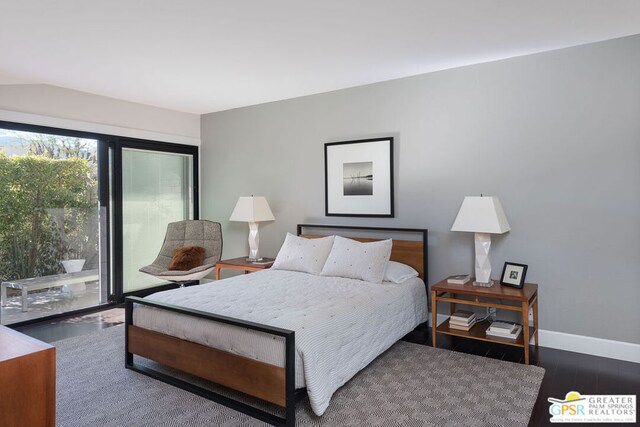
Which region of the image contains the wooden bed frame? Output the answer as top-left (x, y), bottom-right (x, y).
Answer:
top-left (125, 224), bottom-right (428, 427)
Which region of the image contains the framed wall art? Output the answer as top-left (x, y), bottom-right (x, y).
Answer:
top-left (500, 262), bottom-right (528, 288)
top-left (324, 137), bottom-right (394, 217)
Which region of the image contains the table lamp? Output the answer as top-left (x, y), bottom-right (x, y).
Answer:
top-left (229, 196), bottom-right (275, 262)
top-left (451, 195), bottom-right (510, 287)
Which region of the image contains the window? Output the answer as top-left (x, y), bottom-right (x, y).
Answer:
top-left (0, 121), bottom-right (198, 325)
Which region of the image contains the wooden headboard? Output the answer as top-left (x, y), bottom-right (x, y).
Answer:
top-left (297, 224), bottom-right (428, 282)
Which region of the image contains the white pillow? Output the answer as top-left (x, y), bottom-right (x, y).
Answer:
top-left (383, 261), bottom-right (419, 283)
top-left (320, 236), bottom-right (392, 283)
top-left (271, 233), bottom-right (335, 275)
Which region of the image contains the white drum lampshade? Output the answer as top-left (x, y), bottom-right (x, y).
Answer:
top-left (451, 196), bottom-right (510, 286)
top-left (229, 196), bottom-right (275, 261)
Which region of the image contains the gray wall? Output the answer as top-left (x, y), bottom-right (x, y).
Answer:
top-left (201, 35), bottom-right (640, 344)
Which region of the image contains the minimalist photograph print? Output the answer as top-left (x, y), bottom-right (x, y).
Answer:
top-left (500, 262), bottom-right (528, 288)
top-left (343, 161), bottom-right (373, 195)
top-left (325, 137), bottom-right (394, 217)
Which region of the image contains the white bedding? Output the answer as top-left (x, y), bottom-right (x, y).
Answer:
top-left (133, 269), bottom-right (427, 416)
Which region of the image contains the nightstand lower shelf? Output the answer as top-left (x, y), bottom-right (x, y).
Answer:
top-left (431, 277), bottom-right (539, 364)
top-left (436, 319), bottom-right (535, 348)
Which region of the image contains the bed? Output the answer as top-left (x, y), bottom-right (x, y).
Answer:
top-left (125, 224), bottom-right (428, 426)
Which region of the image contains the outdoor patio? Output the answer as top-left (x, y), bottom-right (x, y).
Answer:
top-left (0, 280), bottom-right (102, 325)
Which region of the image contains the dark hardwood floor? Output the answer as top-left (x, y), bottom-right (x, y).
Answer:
top-left (15, 311), bottom-right (639, 427)
top-left (15, 307), bottom-right (125, 342)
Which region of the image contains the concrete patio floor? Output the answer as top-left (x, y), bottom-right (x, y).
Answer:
top-left (1, 280), bottom-right (106, 325)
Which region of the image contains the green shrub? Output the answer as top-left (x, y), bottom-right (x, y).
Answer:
top-left (0, 151), bottom-right (97, 281)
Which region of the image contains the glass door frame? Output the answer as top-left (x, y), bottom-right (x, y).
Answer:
top-left (112, 138), bottom-right (199, 300)
top-left (0, 120), bottom-right (114, 326)
top-left (0, 120), bottom-right (199, 325)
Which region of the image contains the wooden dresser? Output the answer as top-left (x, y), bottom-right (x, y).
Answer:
top-left (0, 325), bottom-right (56, 427)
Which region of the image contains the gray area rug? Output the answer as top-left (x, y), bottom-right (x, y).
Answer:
top-left (54, 325), bottom-right (544, 426)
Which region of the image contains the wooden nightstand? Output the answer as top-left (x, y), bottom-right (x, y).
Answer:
top-left (215, 257), bottom-right (275, 280)
top-left (431, 278), bottom-right (539, 364)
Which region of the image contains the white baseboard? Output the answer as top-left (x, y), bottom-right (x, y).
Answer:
top-left (427, 313), bottom-right (640, 364)
top-left (428, 313), bottom-right (451, 328)
top-left (537, 329), bottom-right (640, 364)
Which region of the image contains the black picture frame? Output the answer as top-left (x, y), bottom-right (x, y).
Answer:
top-left (324, 137), bottom-right (394, 217)
top-left (500, 262), bottom-right (528, 288)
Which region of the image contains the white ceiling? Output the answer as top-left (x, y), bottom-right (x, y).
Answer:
top-left (1, 1), bottom-right (639, 114)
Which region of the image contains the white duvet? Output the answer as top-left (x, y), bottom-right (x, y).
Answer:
top-left (133, 269), bottom-right (427, 416)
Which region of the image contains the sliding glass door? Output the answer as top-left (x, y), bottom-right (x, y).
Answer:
top-left (0, 126), bottom-right (107, 325)
top-left (121, 148), bottom-right (195, 293)
top-left (0, 120), bottom-right (199, 325)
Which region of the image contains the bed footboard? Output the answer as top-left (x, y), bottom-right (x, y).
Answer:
top-left (125, 296), bottom-right (298, 427)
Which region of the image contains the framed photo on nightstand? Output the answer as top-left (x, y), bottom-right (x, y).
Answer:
top-left (500, 262), bottom-right (528, 288)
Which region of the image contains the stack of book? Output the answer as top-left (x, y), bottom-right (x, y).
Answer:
top-left (448, 310), bottom-right (477, 331)
top-left (447, 274), bottom-right (471, 285)
top-left (486, 321), bottom-right (523, 340)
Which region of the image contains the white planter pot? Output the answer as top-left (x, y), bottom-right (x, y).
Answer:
top-left (61, 259), bottom-right (86, 293)
top-left (61, 259), bottom-right (85, 273)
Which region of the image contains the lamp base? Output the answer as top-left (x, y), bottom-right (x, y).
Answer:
top-left (247, 222), bottom-right (261, 261)
top-left (474, 232), bottom-right (493, 284)
top-left (473, 279), bottom-right (495, 288)
top-left (246, 257), bottom-right (263, 263)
